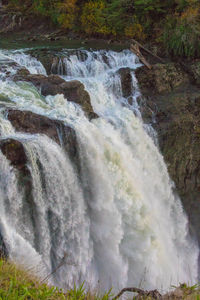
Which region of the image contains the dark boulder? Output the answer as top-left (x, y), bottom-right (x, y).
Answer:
top-left (0, 225), bottom-right (8, 259)
top-left (14, 72), bottom-right (96, 118)
top-left (7, 109), bottom-right (78, 163)
top-left (118, 67), bottom-right (133, 98)
top-left (8, 109), bottom-right (65, 145)
top-left (0, 138), bottom-right (27, 171)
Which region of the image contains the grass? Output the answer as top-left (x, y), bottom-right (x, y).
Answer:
top-left (0, 258), bottom-right (112, 300)
top-left (0, 258), bottom-right (66, 299)
top-left (1, 258), bottom-right (200, 299)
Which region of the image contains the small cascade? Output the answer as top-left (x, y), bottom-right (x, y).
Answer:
top-left (0, 48), bottom-right (198, 292)
top-left (0, 49), bottom-right (46, 75)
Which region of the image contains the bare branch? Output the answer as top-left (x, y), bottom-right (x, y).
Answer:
top-left (131, 39), bottom-right (165, 63)
top-left (112, 287), bottom-right (162, 300)
top-left (130, 44), bottom-right (152, 69)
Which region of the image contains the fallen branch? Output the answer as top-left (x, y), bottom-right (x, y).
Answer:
top-left (131, 38), bottom-right (165, 63)
top-left (130, 44), bottom-right (152, 69)
top-left (112, 287), bottom-right (162, 300)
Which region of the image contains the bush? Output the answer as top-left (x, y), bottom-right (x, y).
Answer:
top-left (162, 5), bottom-right (200, 57)
top-left (81, 1), bottom-right (110, 35)
top-left (56, 0), bottom-right (78, 29)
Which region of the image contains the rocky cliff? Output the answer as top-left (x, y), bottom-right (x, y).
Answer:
top-left (135, 62), bottom-right (200, 243)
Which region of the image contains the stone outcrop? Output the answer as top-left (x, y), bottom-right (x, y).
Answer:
top-left (6, 109), bottom-right (78, 164)
top-left (0, 138), bottom-right (27, 171)
top-left (118, 67), bottom-right (133, 98)
top-left (14, 72), bottom-right (96, 119)
top-left (0, 224), bottom-right (9, 259)
top-left (135, 61), bottom-right (200, 241)
top-left (135, 63), bottom-right (189, 95)
top-left (0, 108), bottom-right (81, 253)
top-left (8, 109), bottom-right (67, 145)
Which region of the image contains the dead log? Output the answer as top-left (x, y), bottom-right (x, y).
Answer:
top-left (112, 287), bottom-right (162, 300)
top-left (130, 44), bottom-right (152, 69)
top-left (131, 38), bottom-right (165, 63)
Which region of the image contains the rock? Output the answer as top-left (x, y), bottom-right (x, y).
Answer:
top-left (8, 109), bottom-right (65, 144)
top-left (7, 109), bottom-right (78, 162)
top-left (0, 138), bottom-right (27, 171)
top-left (188, 61), bottom-right (200, 86)
top-left (29, 51), bottom-right (59, 75)
top-left (26, 49), bottom-right (88, 75)
top-left (135, 63), bottom-right (189, 96)
top-left (136, 62), bottom-right (200, 242)
top-left (0, 59), bottom-right (27, 79)
top-left (0, 225), bottom-right (8, 259)
top-left (118, 67), bottom-right (133, 98)
top-left (14, 72), bottom-right (96, 118)
top-left (14, 67), bottom-right (30, 77)
top-left (154, 89), bottom-right (200, 239)
top-left (163, 285), bottom-right (192, 299)
top-left (51, 57), bottom-right (59, 74)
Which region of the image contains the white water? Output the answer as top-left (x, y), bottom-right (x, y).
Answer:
top-left (0, 48), bottom-right (198, 292)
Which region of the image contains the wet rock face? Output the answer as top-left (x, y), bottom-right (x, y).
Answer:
top-left (0, 227), bottom-right (8, 259)
top-left (8, 109), bottom-right (65, 145)
top-left (7, 109), bottom-right (79, 163)
top-left (14, 72), bottom-right (96, 118)
top-left (0, 110), bottom-right (80, 256)
top-left (136, 61), bottom-right (200, 241)
top-left (153, 90), bottom-right (200, 237)
top-left (135, 63), bottom-right (189, 95)
top-left (26, 49), bottom-right (89, 76)
top-left (118, 67), bottom-right (133, 98)
top-left (0, 138), bottom-right (27, 171)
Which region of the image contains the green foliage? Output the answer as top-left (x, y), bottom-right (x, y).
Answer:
top-left (0, 259), bottom-right (113, 300)
top-left (67, 283), bottom-right (86, 300)
top-left (81, 1), bottom-right (109, 35)
top-left (162, 4), bottom-right (200, 57)
top-left (0, 259), bottom-right (66, 299)
top-left (5, 0), bottom-right (200, 58)
top-left (105, 0), bottom-right (133, 35)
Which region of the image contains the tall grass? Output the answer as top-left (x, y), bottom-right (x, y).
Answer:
top-left (0, 259), bottom-right (112, 300)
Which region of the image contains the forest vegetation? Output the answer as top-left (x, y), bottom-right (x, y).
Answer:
top-left (5, 0), bottom-right (200, 58)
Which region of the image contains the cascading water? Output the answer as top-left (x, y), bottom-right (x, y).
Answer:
top-left (0, 47), bottom-right (198, 292)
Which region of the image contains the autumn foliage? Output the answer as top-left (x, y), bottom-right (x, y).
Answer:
top-left (7, 0), bottom-right (200, 58)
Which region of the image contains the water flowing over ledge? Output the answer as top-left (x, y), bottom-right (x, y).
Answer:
top-left (0, 48), bottom-right (198, 293)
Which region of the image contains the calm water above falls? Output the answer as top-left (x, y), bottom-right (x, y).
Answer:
top-left (0, 48), bottom-right (198, 292)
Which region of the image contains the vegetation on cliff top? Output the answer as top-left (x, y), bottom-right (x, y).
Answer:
top-left (5, 0), bottom-right (200, 58)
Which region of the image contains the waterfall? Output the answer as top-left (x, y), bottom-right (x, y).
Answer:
top-left (0, 48), bottom-right (198, 292)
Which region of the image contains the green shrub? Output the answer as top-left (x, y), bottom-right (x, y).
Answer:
top-left (162, 6), bottom-right (200, 58)
top-left (0, 259), bottom-right (112, 300)
top-left (0, 259), bottom-right (66, 299)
